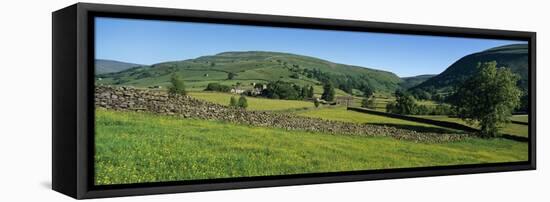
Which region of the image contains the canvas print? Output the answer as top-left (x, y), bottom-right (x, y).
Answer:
top-left (93, 17), bottom-right (529, 185)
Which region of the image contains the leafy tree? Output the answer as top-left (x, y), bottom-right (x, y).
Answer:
top-left (394, 89), bottom-right (405, 98)
top-left (394, 95), bottom-right (416, 114)
top-left (227, 72), bottom-right (236, 80)
top-left (229, 96), bottom-right (237, 107)
top-left (362, 85), bottom-right (374, 98)
top-left (300, 86), bottom-right (308, 99)
top-left (361, 97), bottom-right (375, 109)
top-left (449, 61), bottom-right (521, 137)
top-left (261, 81), bottom-right (300, 100)
top-left (387, 93), bottom-right (417, 115)
top-left (340, 82), bottom-right (353, 94)
top-left (205, 83), bottom-right (231, 92)
top-left (307, 86), bottom-right (315, 98)
top-left (237, 96), bottom-right (248, 109)
top-left (168, 74), bottom-right (186, 95)
top-left (290, 73), bottom-right (300, 79)
top-left (321, 82), bottom-right (335, 101)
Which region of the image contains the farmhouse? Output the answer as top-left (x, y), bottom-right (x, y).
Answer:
top-left (230, 88), bottom-right (245, 94)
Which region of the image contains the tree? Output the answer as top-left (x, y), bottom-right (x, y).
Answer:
top-left (205, 82), bottom-right (231, 92)
top-left (341, 82), bottom-right (353, 94)
top-left (300, 86), bottom-right (308, 99)
top-left (361, 97), bottom-right (375, 109)
top-left (394, 89), bottom-right (405, 98)
top-left (168, 74), bottom-right (186, 95)
top-left (262, 81), bottom-right (300, 100)
top-left (387, 94), bottom-right (417, 114)
top-left (227, 72), bottom-right (236, 80)
top-left (362, 85), bottom-right (374, 98)
top-left (449, 61), bottom-right (521, 137)
top-left (321, 82), bottom-right (335, 101)
top-left (307, 86), bottom-right (315, 98)
top-left (229, 96), bottom-right (237, 107)
top-left (314, 99), bottom-right (320, 108)
top-left (237, 96), bottom-right (248, 109)
top-left (290, 73), bottom-right (300, 79)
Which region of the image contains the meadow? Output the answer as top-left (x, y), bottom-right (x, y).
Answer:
top-left (414, 115), bottom-right (529, 137)
top-left (189, 91), bottom-right (314, 111)
top-left (296, 107), bottom-right (459, 133)
top-left (95, 109), bottom-right (528, 185)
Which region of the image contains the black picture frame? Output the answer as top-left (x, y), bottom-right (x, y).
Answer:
top-left (52, 3), bottom-right (536, 199)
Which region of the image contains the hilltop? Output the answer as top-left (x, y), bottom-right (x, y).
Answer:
top-left (95, 59), bottom-right (143, 75)
top-left (411, 44), bottom-right (528, 93)
top-left (96, 51), bottom-right (401, 94)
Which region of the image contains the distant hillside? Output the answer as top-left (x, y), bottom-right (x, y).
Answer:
top-left (399, 74), bottom-right (436, 90)
top-left (95, 59), bottom-right (143, 75)
top-left (97, 51), bottom-right (402, 93)
top-left (412, 44), bottom-right (528, 93)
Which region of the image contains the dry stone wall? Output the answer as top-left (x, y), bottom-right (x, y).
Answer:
top-left (95, 86), bottom-right (470, 142)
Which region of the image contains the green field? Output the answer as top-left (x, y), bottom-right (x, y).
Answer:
top-left (363, 96), bottom-right (439, 112)
top-left (511, 115), bottom-right (528, 123)
top-left (189, 91), bottom-right (314, 111)
top-left (415, 115), bottom-right (529, 137)
top-left (296, 107), bottom-right (459, 133)
top-left (95, 109), bottom-right (528, 185)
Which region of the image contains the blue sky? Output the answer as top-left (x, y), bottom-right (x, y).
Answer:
top-left (95, 17), bottom-right (526, 77)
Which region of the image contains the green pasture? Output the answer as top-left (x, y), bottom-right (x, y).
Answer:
top-left (296, 107), bottom-right (459, 133)
top-left (189, 91), bottom-right (314, 111)
top-left (95, 109), bottom-right (528, 185)
top-left (415, 115), bottom-right (529, 137)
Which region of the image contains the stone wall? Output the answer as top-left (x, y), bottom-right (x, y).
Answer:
top-left (95, 86), bottom-right (470, 143)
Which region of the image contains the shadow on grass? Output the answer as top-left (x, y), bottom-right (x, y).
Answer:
top-left (368, 123), bottom-right (463, 134)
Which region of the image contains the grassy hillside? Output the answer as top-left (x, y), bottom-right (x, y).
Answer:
top-left (399, 74), bottom-right (436, 89)
top-left (412, 44), bottom-right (528, 93)
top-left (95, 59), bottom-right (143, 75)
top-left (95, 109), bottom-right (528, 185)
top-left (96, 51), bottom-right (401, 93)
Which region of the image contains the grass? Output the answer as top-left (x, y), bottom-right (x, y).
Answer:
top-left (296, 107), bottom-right (459, 133)
top-left (414, 115), bottom-right (529, 137)
top-left (188, 91), bottom-right (314, 111)
top-left (95, 109), bottom-right (528, 185)
top-left (511, 115), bottom-right (528, 123)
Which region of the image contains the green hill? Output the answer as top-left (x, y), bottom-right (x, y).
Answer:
top-left (96, 51), bottom-right (401, 93)
top-left (411, 44), bottom-right (528, 93)
top-left (399, 74), bottom-right (436, 90)
top-left (95, 59), bottom-right (143, 75)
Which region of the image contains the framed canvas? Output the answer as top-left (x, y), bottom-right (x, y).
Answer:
top-left (52, 3), bottom-right (536, 199)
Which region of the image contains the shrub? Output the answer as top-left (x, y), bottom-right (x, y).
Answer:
top-left (237, 96), bottom-right (248, 109)
top-left (361, 98), bottom-right (375, 109)
top-left (229, 96), bottom-right (237, 107)
top-left (168, 74), bottom-right (186, 95)
top-left (321, 82), bottom-right (335, 101)
top-left (205, 83), bottom-right (231, 92)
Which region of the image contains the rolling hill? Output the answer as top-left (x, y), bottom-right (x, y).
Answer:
top-left (399, 74), bottom-right (436, 90)
top-left (95, 59), bottom-right (144, 75)
top-left (411, 44), bottom-right (528, 93)
top-left (96, 51), bottom-right (402, 93)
